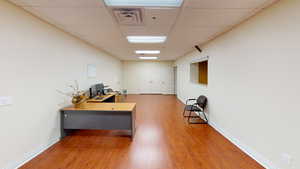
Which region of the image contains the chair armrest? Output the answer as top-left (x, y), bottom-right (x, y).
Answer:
top-left (193, 103), bottom-right (204, 111)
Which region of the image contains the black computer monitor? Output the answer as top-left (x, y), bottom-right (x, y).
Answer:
top-left (89, 85), bottom-right (98, 98)
top-left (95, 83), bottom-right (105, 95)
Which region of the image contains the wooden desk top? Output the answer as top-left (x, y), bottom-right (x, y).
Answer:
top-left (87, 92), bottom-right (116, 103)
top-left (62, 102), bottom-right (136, 112)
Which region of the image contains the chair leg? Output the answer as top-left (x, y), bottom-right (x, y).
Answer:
top-left (183, 108), bottom-right (191, 118)
top-left (188, 111), bottom-right (208, 124)
top-left (187, 110), bottom-right (192, 121)
top-left (202, 112), bottom-right (208, 123)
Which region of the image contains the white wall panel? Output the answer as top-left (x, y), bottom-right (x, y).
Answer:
top-left (123, 61), bottom-right (175, 94)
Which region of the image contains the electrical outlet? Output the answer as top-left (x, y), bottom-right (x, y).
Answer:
top-left (280, 153), bottom-right (293, 168)
top-left (0, 96), bottom-right (13, 106)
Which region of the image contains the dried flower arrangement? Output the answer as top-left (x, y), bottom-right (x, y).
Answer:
top-left (57, 80), bottom-right (88, 106)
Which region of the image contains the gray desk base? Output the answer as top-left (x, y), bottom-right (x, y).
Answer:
top-left (60, 109), bottom-right (135, 140)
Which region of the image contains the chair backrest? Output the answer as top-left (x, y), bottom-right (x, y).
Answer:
top-left (196, 95), bottom-right (207, 109)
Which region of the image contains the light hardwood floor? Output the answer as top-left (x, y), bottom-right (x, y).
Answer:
top-left (20, 95), bottom-right (264, 169)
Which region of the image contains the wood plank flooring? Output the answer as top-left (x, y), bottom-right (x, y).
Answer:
top-left (20, 95), bottom-right (264, 169)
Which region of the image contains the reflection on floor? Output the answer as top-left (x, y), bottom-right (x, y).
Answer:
top-left (20, 95), bottom-right (263, 169)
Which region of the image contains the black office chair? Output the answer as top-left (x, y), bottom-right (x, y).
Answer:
top-left (183, 95), bottom-right (208, 124)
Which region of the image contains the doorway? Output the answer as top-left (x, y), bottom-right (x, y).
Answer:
top-left (174, 66), bottom-right (177, 95)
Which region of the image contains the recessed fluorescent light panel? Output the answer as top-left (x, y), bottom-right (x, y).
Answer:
top-left (135, 50), bottom-right (160, 54)
top-left (139, 56), bottom-right (158, 60)
top-left (127, 36), bottom-right (167, 43)
top-left (104, 0), bottom-right (183, 7)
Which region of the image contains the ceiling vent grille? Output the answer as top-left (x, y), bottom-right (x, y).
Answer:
top-left (112, 8), bottom-right (143, 25)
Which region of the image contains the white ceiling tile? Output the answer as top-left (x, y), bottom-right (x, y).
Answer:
top-left (171, 28), bottom-right (223, 43)
top-left (9, 0), bottom-right (104, 7)
top-left (23, 7), bottom-right (114, 26)
top-left (176, 8), bottom-right (254, 27)
top-left (184, 0), bottom-right (272, 9)
top-left (59, 24), bottom-right (124, 41)
top-left (144, 8), bottom-right (179, 26)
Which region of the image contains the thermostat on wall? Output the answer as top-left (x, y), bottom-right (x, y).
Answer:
top-left (0, 96), bottom-right (13, 106)
top-left (87, 64), bottom-right (97, 78)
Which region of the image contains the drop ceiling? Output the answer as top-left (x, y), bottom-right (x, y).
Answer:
top-left (9, 0), bottom-right (277, 60)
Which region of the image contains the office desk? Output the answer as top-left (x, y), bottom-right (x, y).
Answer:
top-left (87, 92), bottom-right (117, 103)
top-left (60, 102), bottom-right (136, 139)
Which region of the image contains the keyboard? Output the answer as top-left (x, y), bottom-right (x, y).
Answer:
top-left (94, 96), bottom-right (105, 100)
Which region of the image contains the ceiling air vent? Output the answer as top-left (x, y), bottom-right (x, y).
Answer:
top-left (112, 8), bottom-right (143, 25)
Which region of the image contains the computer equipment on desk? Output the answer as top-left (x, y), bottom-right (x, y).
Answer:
top-left (89, 83), bottom-right (105, 98)
top-left (95, 83), bottom-right (105, 95)
top-left (103, 88), bottom-right (113, 95)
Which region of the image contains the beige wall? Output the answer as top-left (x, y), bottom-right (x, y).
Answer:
top-left (175, 0), bottom-right (300, 169)
top-left (0, 1), bottom-right (122, 168)
top-left (123, 61), bottom-right (175, 94)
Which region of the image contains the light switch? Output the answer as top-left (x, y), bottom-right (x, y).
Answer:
top-left (280, 153), bottom-right (293, 167)
top-left (0, 96), bottom-right (13, 106)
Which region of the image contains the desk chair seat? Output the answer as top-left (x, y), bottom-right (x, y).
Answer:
top-left (184, 105), bottom-right (202, 112)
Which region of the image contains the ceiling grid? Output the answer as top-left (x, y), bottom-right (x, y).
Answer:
top-left (9, 0), bottom-right (277, 60)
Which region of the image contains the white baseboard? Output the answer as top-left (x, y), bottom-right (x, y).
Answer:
top-left (177, 96), bottom-right (185, 104)
top-left (127, 92), bottom-right (175, 95)
top-left (208, 121), bottom-right (277, 169)
top-left (5, 137), bottom-right (60, 169)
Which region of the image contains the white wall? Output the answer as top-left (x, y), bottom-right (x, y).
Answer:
top-left (175, 0), bottom-right (300, 169)
top-left (123, 61), bottom-right (175, 94)
top-left (0, 1), bottom-right (122, 168)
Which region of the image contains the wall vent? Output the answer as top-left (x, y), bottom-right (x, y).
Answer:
top-left (112, 8), bottom-right (143, 25)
